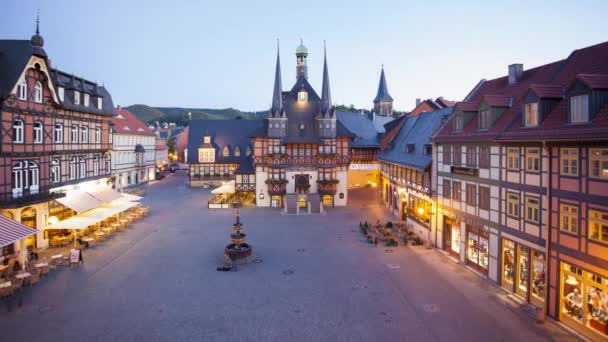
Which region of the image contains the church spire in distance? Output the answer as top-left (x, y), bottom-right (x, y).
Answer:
top-left (271, 39), bottom-right (283, 117)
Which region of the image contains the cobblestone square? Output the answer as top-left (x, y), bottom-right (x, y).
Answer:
top-left (0, 173), bottom-right (579, 341)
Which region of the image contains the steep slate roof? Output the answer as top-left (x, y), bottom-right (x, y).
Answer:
top-left (374, 67), bottom-right (393, 103)
top-left (380, 115), bottom-right (407, 149)
top-left (336, 112), bottom-right (379, 148)
top-left (500, 41), bottom-right (608, 141)
top-left (187, 120), bottom-right (264, 173)
top-left (51, 69), bottom-right (115, 116)
top-left (373, 115), bottom-right (394, 134)
top-left (0, 40), bottom-right (45, 98)
top-left (378, 107), bottom-right (452, 170)
top-left (113, 107), bottom-right (156, 136)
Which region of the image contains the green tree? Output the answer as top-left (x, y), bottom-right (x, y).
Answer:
top-left (167, 134), bottom-right (176, 155)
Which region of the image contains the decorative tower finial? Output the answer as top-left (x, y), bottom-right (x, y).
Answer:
top-left (30, 10), bottom-right (44, 48)
top-left (373, 65), bottom-right (394, 116)
top-left (295, 38), bottom-right (308, 79)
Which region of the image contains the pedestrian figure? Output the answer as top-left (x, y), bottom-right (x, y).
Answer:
top-left (78, 248), bottom-right (84, 265)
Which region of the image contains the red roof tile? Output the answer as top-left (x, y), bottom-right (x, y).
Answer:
top-left (112, 107), bottom-right (156, 136)
top-left (455, 101), bottom-right (479, 112)
top-left (529, 84), bottom-right (563, 98)
top-left (576, 73), bottom-right (608, 89)
top-left (482, 95), bottom-right (511, 107)
top-left (380, 116), bottom-right (406, 149)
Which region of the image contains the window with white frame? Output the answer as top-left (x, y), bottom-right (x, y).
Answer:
top-left (12, 160), bottom-right (39, 198)
top-left (71, 125), bottom-right (78, 143)
top-left (95, 127), bottom-right (101, 143)
top-left (560, 204), bottom-right (578, 234)
top-left (525, 147), bottom-right (540, 172)
top-left (78, 157), bottom-right (86, 179)
top-left (105, 154), bottom-right (111, 174)
top-left (525, 197), bottom-right (540, 223)
top-left (589, 148), bottom-right (608, 180)
top-left (97, 97), bottom-right (102, 109)
top-left (93, 156), bottom-right (99, 176)
top-left (34, 81), bottom-right (43, 103)
top-left (560, 148), bottom-right (578, 176)
top-left (58, 87), bottom-right (64, 102)
top-left (570, 95), bottom-right (589, 123)
top-left (74, 91), bottom-right (80, 105)
top-left (524, 102), bottom-right (539, 127)
top-left (507, 193), bottom-right (520, 218)
top-left (81, 126), bottom-right (88, 143)
top-left (507, 147), bottom-right (520, 170)
top-left (33, 121), bottom-right (43, 144)
top-left (54, 123), bottom-right (63, 143)
top-left (69, 157), bottom-right (77, 180)
top-left (83, 93), bottom-right (89, 107)
top-left (51, 158), bottom-right (60, 183)
top-left (17, 79), bottom-right (27, 100)
top-left (13, 119), bottom-right (24, 143)
top-left (453, 114), bottom-right (463, 131)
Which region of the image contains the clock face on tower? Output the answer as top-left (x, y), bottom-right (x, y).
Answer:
top-left (298, 90), bottom-right (308, 102)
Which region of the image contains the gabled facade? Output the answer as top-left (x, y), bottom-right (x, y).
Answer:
top-left (111, 107), bottom-right (156, 190)
top-left (0, 24), bottom-right (114, 254)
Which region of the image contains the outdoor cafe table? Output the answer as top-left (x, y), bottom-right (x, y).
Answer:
top-left (14, 272), bottom-right (31, 279)
top-left (0, 281), bottom-right (11, 288)
top-left (94, 232), bottom-right (105, 238)
top-left (82, 237), bottom-right (95, 242)
top-left (34, 262), bottom-right (48, 269)
top-left (0, 265), bottom-right (7, 271)
top-left (51, 254), bottom-right (63, 260)
top-left (102, 228), bottom-right (113, 233)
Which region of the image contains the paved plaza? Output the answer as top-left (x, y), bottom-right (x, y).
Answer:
top-left (0, 172), bottom-right (580, 341)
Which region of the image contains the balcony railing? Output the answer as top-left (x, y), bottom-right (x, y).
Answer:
top-left (189, 174), bottom-right (234, 181)
top-left (265, 180), bottom-right (287, 195)
top-left (0, 189), bottom-right (66, 208)
top-left (254, 154), bottom-right (350, 166)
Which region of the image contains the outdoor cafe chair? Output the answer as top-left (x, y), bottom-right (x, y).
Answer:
top-left (0, 286), bottom-right (13, 299)
top-left (10, 278), bottom-right (23, 292)
top-left (25, 273), bottom-right (40, 286)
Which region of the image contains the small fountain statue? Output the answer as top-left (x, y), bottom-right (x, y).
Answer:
top-left (224, 202), bottom-right (254, 264)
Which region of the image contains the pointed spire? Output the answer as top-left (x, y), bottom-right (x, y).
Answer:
top-left (320, 40), bottom-right (332, 116)
top-left (374, 65), bottom-right (393, 103)
top-left (271, 39), bottom-right (283, 117)
top-left (30, 10), bottom-right (44, 48)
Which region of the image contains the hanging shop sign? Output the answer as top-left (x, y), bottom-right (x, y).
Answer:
top-left (451, 166), bottom-right (479, 177)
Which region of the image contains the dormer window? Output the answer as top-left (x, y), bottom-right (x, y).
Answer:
top-left (58, 87), bottom-right (65, 102)
top-left (453, 114), bottom-right (463, 131)
top-left (298, 90), bottom-right (308, 102)
top-left (234, 146), bottom-right (241, 157)
top-left (97, 97), bottom-right (102, 109)
top-left (524, 102), bottom-right (539, 127)
top-left (406, 144), bottom-right (415, 153)
top-left (74, 91), bottom-right (80, 105)
top-left (479, 110), bottom-right (490, 130)
top-left (84, 93), bottom-right (90, 107)
top-left (424, 144), bottom-right (432, 155)
top-left (222, 146), bottom-right (230, 157)
top-left (570, 95), bottom-right (589, 123)
top-left (17, 79), bottom-right (27, 100)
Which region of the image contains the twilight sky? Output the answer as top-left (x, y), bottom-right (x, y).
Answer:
top-left (2, 0), bottom-right (608, 112)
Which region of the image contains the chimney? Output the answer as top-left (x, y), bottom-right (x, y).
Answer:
top-left (415, 98), bottom-right (422, 107)
top-left (508, 64), bottom-right (523, 85)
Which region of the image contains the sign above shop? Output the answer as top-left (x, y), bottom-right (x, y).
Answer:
top-left (451, 166), bottom-right (479, 177)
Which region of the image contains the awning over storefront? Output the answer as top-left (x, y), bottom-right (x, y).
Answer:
top-left (0, 215), bottom-right (38, 248)
top-left (44, 200), bottom-right (140, 230)
top-left (211, 181), bottom-right (235, 194)
top-left (55, 191), bottom-right (105, 213)
top-left (88, 188), bottom-right (123, 203)
top-left (119, 193), bottom-right (143, 202)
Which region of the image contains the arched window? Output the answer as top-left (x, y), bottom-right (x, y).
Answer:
top-left (78, 157), bottom-right (86, 179)
top-left (104, 154), bottom-right (111, 174)
top-left (234, 146), bottom-right (241, 157)
top-left (222, 146), bottom-right (230, 157)
top-left (17, 79), bottom-right (27, 100)
top-left (81, 126), bottom-right (88, 143)
top-left (71, 125), bottom-right (78, 143)
top-left (33, 121), bottom-right (43, 144)
top-left (54, 123), bottom-right (63, 143)
top-left (12, 161), bottom-right (39, 198)
top-left (34, 81), bottom-right (43, 103)
top-left (51, 158), bottom-right (60, 183)
top-left (93, 156), bottom-right (99, 176)
top-left (246, 146), bottom-right (252, 157)
top-left (13, 119), bottom-right (24, 143)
